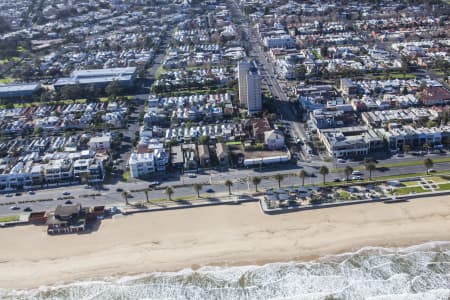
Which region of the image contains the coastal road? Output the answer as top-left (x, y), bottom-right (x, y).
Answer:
top-left (1, 159), bottom-right (449, 216)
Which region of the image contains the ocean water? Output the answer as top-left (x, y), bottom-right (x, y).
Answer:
top-left (1, 241), bottom-right (449, 300)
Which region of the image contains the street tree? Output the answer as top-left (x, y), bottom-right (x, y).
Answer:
top-left (165, 186), bottom-right (174, 201)
top-left (144, 190), bottom-right (149, 203)
top-left (319, 166), bottom-right (329, 185)
top-left (365, 163), bottom-right (376, 180)
top-left (424, 158), bottom-right (434, 175)
top-left (274, 173), bottom-right (285, 189)
top-left (344, 166), bottom-right (353, 182)
top-left (225, 180), bottom-right (233, 195)
top-left (252, 176), bottom-right (262, 192)
top-left (105, 80), bottom-right (123, 99)
top-left (193, 183), bottom-right (202, 198)
top-left (299, 170), bottom-right (307, 187)
top-left (121, 191), bottom-right (130, 206)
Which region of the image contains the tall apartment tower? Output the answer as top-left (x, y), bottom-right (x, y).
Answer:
top-left (238, 61), bottom-right (262, 115)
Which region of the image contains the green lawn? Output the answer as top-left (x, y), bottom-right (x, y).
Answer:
top-left (172, 195), bottom-right (197, 202)
top-left (428, 176), bottom-right (447, 183)
top-left (401, 180), bottom-right (422, 187)
top-left (0, 215), bottom-right (19, 223)
top-left (394, 186), bottom-right (426, 195)
top-left (389, 73), bottom-right (416, 79)
top-left (311, 50), bottom-right (322, 59)
top-left (226, 141), bottom-right (242, 145)
top-left (437, 183), bottom-right (450, 191)
top-left (154, 65), bottom-right (165, 79)
top-left (0, 77), bottom-right (15, 84)
top-left (122, 170), bottom-right (131, 182)
top-left (338, 190), bottom-right (351, 200)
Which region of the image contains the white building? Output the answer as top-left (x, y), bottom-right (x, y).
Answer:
top-left (238, 61), bottom-right (262, 115)
top-left (129, 153), bottom-right (155, 178)
top-left (264, 130), bottom-right (285, 150)
top-left (263, 35), bottom-right (296, 49)
top-left (88, 135), bottom-right (111, 151)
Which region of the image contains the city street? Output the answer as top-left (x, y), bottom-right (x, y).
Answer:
top-left (1, 157), bottom-right (449, 216)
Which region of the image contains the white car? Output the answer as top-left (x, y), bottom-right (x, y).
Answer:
top-left (428, 168), bottom-right (436, 173)
top-left (352, 170), bottom-right (363, 176)
top-left (337, 159), bottom-right (346, 163)
top-left (351, 175), bottom-right (364, 181)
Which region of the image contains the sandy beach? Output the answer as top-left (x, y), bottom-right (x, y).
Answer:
top-left (0, 195), bottom-right (449, 290)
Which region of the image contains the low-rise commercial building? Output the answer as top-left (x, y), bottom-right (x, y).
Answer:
top-left (0, 83), bottom-right (41, 99)
top-left (54, 67), bottom-right (136, 90)
top-left (318, 126), bottom-right (383, 158)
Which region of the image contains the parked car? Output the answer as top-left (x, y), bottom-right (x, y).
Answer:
top-left (428, 168), bottom-right (436, 173)
top-left (64, 200), bottom-right (73, 205)
top-left (5, 194), bottom-right (13, 197)
top-left (187, 173), bottom-right (197, 178)
top-left (10, 205), bottom-right (20, 210)
top-left (148, 181), bottom-right (160, 187)
top-left (15, 192), bottom-right (22, 196)
top-left (28, 191), bottom-right (35, 195)
top-left (116, 188), bottom-right (124, 192)
top-left (337, 159), bottom-right (346, 163)
top-left (333, 178), bottom-right (341, 182)
top-left (352, 170), bottom-right (363, 176)
top-left (206, 188), bottom-right (215, 193)
top-left (23, 207), bottom-right (32, 212)
top-left (351, 175), bottom-right (364, 181)
top-left (84, 185), bottom-right (91, 189)
top-left (62, 192), bottom-right (71, 195)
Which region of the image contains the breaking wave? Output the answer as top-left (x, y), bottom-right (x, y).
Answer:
top-left (1, 241), bottom-right (449, 300)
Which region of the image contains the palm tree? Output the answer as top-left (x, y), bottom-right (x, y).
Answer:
top-left (193, 183), bottom-right (202, 198)
top-left (144, 190), bottom-right (149, 203)
top-left (344, 165), bottom-right (353, 182)
top-left (224, 180), bottom-right (233, 195)
top-left (165, 186), bottom-right (174, 201)
top-left (319, 166), bottom-right (329, 185)
top-left (299, 170), bottom-right (307, 187)
top-left (252, 176), bottom-right (262, 192)
top-left (274, 173), bottom-right (284, 189)
top-left (424, 158), bottom-right (433, 175)
top-left (121, 191), bottom-right (130, 206)
top-left (365, 163), bottom-right (376, 180)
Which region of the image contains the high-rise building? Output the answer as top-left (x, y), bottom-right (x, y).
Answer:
top-left (238, 61), bottom-right (262, 115)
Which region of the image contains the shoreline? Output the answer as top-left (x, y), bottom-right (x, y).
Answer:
top-left (0, 195), bottom-right (449, 290)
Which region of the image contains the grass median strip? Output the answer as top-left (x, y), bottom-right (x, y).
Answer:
top-left (335, 157), bottom-right (450, 172)
top-left (0, 215), bottom-right (19, 223)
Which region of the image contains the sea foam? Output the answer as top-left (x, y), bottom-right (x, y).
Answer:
top-left (1, 241), bottom-right (449, 300)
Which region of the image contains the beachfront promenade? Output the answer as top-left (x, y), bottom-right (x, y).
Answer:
top-left (2, 172), bottom-right (450, 229)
